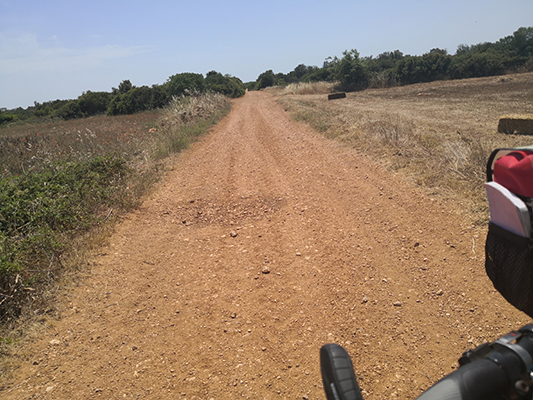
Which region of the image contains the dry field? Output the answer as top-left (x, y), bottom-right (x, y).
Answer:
top-left (0, 92), bottom-right (230, 178)
top-left (278, 72), bottom-right (533, 220)
top-left (0, 112), bottom-right (161, 177)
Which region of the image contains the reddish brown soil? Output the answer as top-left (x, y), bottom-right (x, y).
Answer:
top-left (2, 92), bottom-right (530, 399)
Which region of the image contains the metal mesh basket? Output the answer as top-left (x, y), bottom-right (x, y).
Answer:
top-left (485, 222), bottom-right (533, 317)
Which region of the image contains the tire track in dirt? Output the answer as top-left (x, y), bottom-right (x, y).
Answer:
top-left (3, 91), bottom-right (529, 400)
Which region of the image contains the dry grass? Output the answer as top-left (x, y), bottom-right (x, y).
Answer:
top-left (0, 111), bottom-right (161, 177)
top-left (278, 72), bottom-right (533, 222)
top-left (0, 92), bottom-right (231, 178)
top-left (161, 91), bottom-right (230, 127)
top-left (283, 82), bottom-right (337, 95)
top-left (154, 92), bottom-right (230, 159)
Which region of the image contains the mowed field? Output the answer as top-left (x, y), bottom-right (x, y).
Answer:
top-left (278, 72), bottom-right (533, 218)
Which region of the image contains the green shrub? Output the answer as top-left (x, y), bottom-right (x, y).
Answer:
top-left (53, 91), bottom-right (113, 119)
top-left (165, 73), bottom-right (206, 97)
top-left (32, 99), bottom-right (72, 119)
top-left (107, 84), bottom-right (172, 116)
top-left (205, 71), bottom-right (245, 98)
top-left (335, 49), bottom-right (370, 91)
top-left (244, 81), bottom-right (258, 91)
top-left (0, 155), bottom-right (131, 320)
top-left (53, 100), bottom-right (83, 120)
top-left (77, 91), bottom-right (113, 117)
top-left (108, 86), bottom-right (152, 115)
top-left (450, 51), bottom-right (505, 79)
top-left (256, 70), bottom-right (277, 89)
top-left (0, 111), bottom-right (18, 125)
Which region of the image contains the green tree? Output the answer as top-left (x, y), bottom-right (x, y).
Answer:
top-left (450, 51), bottom-right (504, 79)
top-left (118, 80), bottom-right (133, 94)
top-left (205, 71), bottom-right (245, 98)
top-left (256, 70), bottom-right (276, 89)
top-left (335, 49), bottom-right (369, 91)
top-left (293, 64), bottom-right (308, 80)
top-left (422, 48), bottom-right (452, 81)
top-left (285, 64), bottom-right (319, 83)
top-left (54, 100), bottom-right (83, 120)
top-left (366, 50), bottom-right (404, 73)
top-left (77, 91), bottom-right (113, 117)
top-left (107, 86), bottom-right (151, 115)
top-left (0, 110), bottom-right (18, 125)
top-left (395, 49), bottom-right (451, 85)
top-left (166, 73), bottom-right (206, 97)
top-left (304, 67), bottom-right (336, 82)
top-left (512, 27), bottom-right (533, 56)
top-left (244, 81), bottom-right (258, 91)
top-left (150, 84), bottom-right (169, 108)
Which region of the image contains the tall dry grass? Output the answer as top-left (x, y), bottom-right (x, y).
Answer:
top-left (162, 91), bottom-right (230, 126)
top-left (154, 91), bottom-right (230, 159)
top-left (278, 72), bottom-right (533, 221)
top-left (283, 82), bottom-right (337, 95)
top-left (0, 112), bottom-right (160, 178)
top-left (0, 92), bottom-right (231, 178)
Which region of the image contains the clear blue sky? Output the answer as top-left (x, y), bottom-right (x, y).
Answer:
top-left (1, 0), bottom-right (532, 109)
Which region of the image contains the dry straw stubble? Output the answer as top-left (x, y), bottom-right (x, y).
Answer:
top-left (278, 72), bottom-right (533, 218)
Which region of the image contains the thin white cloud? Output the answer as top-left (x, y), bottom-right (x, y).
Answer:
top-left (0, 33), bottom-right (152, 74)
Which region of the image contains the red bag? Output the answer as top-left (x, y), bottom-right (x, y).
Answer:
top-left (494, 150), bottom-right (533, 197)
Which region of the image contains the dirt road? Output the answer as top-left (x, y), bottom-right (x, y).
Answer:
top-left (3, 91), bottom-right (529, 399)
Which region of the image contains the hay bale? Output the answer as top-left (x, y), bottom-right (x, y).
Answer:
top-left (498, 114), bottom-right (533, 135)
top-left (328, 92), bottom-right (346, 100)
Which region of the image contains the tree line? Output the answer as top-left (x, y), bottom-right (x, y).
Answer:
top-left (2, 27), bottom-right (531, 125)
top-left (1, 71), bottom-right (245, 123)
top-left (246, 26), bottom-right (533, 92)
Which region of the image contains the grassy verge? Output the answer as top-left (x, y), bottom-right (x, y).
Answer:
top-left (155, 91), bottom-right (231, 159)
top-left (0, 92), bottom-right (230, 352)
top-left (277, 73), bottom-right (533, 222)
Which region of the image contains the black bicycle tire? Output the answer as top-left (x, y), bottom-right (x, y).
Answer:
top-left (320, 343), bottom-right (364, 400)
